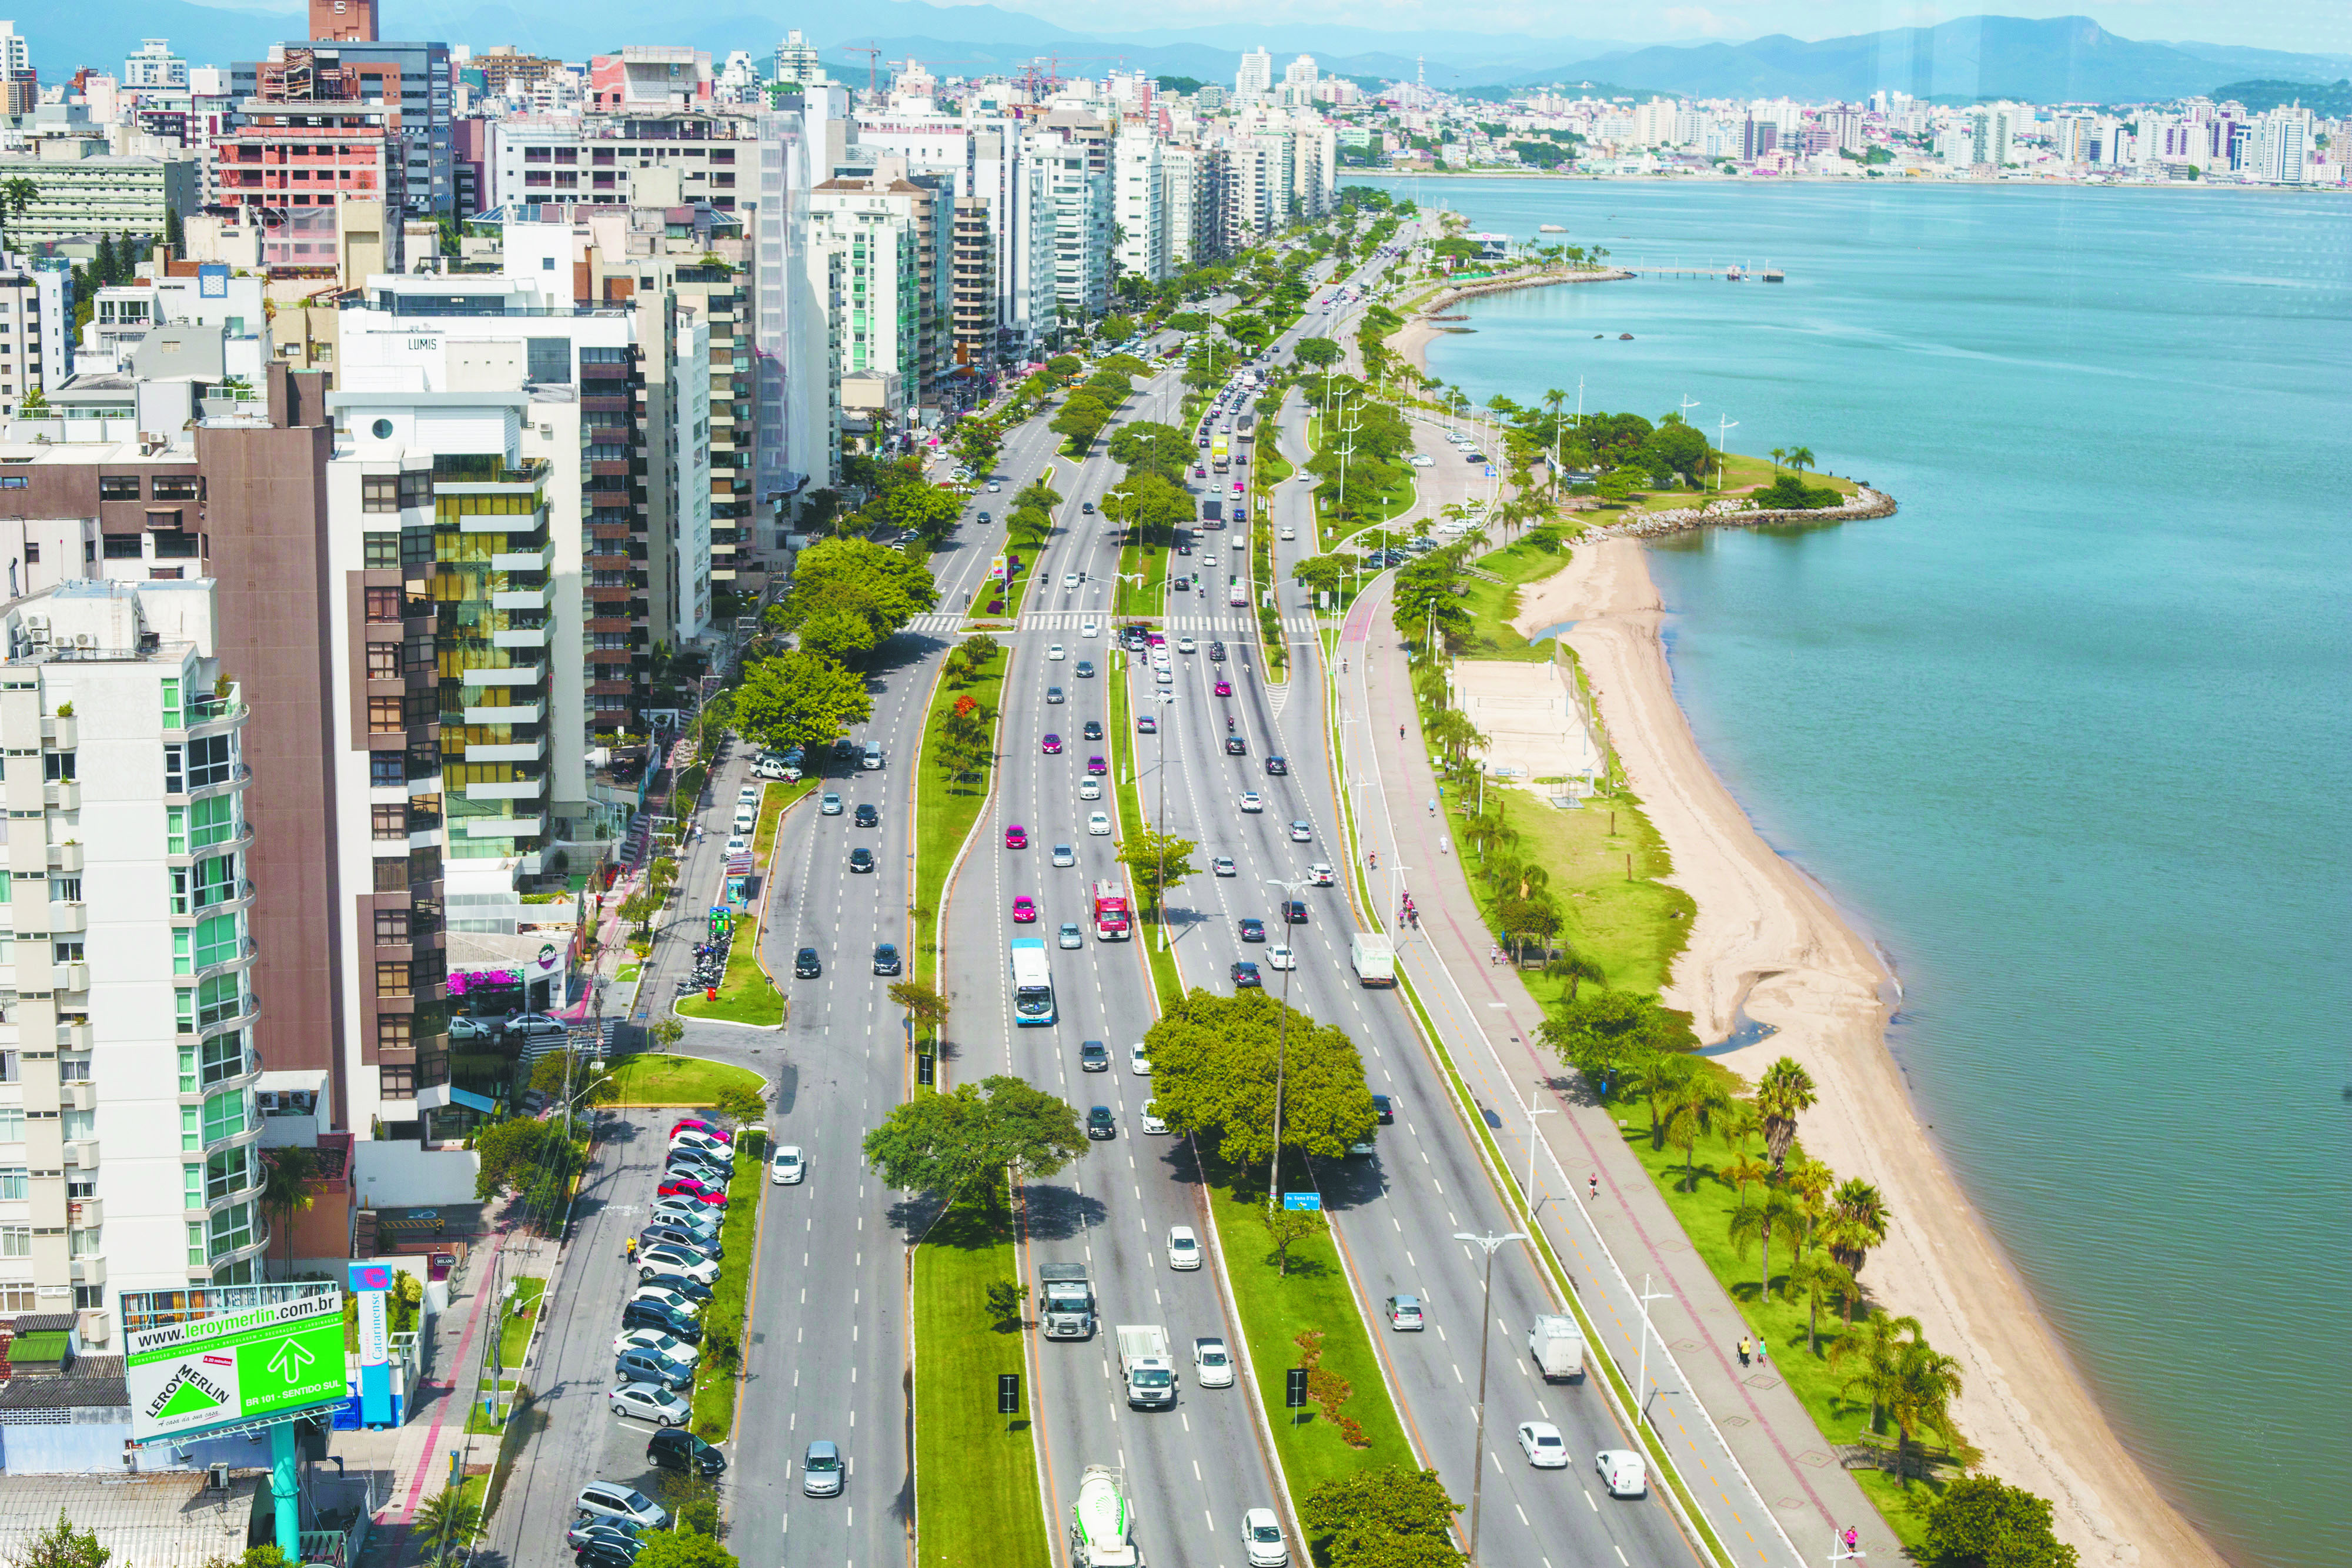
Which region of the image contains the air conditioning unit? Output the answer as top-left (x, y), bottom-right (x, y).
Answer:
top-left (208, 1462), bottom-right (231, 1491)
top-left (76, 1307), bottom-right (112, 1345)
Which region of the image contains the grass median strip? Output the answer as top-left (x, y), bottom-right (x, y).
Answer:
top-left (673, 912), bottom-right (780, 1025)
top-left (608, 1053), bottom-right (766, 1107)
top-left (691, 1129), bottom-right (767, 1442)
top-left (914, 638), bottom-right (1008, 992)
top-left (914, 1182), bottom-right (1052, 1568)
top-left (1107, 657), bottom-right (1183, 1011)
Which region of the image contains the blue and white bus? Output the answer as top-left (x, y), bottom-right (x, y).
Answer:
top-left (1010, 938), bottom-right (1055, 1027)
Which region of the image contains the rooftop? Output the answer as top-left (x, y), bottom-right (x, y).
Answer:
top-left (0, 1473), bottom-right (266, 1568)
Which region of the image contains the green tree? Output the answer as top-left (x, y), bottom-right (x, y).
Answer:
top-left (1753, 1056), bottom-right (1818, 1171)
top-left (656, 1471), bottom-right (722, 1537)
top-left (1879, 1336), bottom-right (1966, 1485)
top-left (412, 1487), bottom-right (480, 1567)
top-left (260, 1145), bottom-right (319, 1275)
top-left (1098, 469), bottom-right (1192, 549)
top-left (1114, 829), bottom-right (1197, 918)
top-left (1050, 392), bottom-right (1115, 454)
top-left (473, 1116), bottom-right (564, 1201)
top-left (1045, 353), bottom-right (1083, 379)
top-left (1539, 946), bottom-right (1606, 1004)
top-left (1786, 1245), bottom-right (1858, 1358)
top-left (1785, 445), bottom-right (1817, 476)
top-left (1658, 1065), bottom-right (1733, 1189)
top-left (714, 1084), bottom-right (766, 1122)
top-left (767, 537), bottom-right (938, 658)
top-left (732, 650), bottom-right (874, 755)
top-left (887, 979), bottom-right (950, 1048)
top-left (983, 1279), bottom-right (1028, 1327)
top-left (629, 1534), bottom-right (739, 1568)
top-left (1106, 420), bottom-right (1196, 483)
top-left (1830, 1309), bottom-right (1924, 1430)
top-left (1144, 990), bottom-right (1377, 1171)
top-left (1920, 1476), bottom-right (2080, 1568)
top-left (932, 692), bottom-right (997, 790)
top-left (1539, 990), bottom-right (1691, 1094)
top-left (1292, 553), bottom-right (1358, 596)
top-left (1299, 1466), bottom-right (1464, 1568)
top-left (861, 1076), bottom-right (1087, 1211)
top-left (1728, 1183), bottom-right (1809, 1303)
top-left (11, 1511), bottom-right (111, 1568)
top-left (876, 477), bottom-right (966, 546)
top-left (1261, 1202), bottom-right (1325, 1278)
top-left (1293, 336), bottom-right (1343, 368)
top-left (1822, 1178), bottom-right (1892, 1282)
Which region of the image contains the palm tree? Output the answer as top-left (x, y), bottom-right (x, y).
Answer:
top-left (260, 1146), bottom-right (319, 1278)
top-left (1787, 1246), bottom-right (1857, 1358)
top-left (1753, 1057), bottom-right (1818, 1172)
top-left (1723, 1151), bottom-right (1770, 1200)
top-left (413, 1487), bottom-right (482, 1567)
top-left (1637, 1050), bottom-right (1698, 1147)
top-left (1880, 1338), bottom-right (1965, 1485)
top-left (1785, 446), bottom-right (1816, 476)
top-left (1659, 1069), bottom-right (1732, 1189)
top-left (1718, 1099), bottom-right (1761, 1156)
top-left (1830, 1309), bottom-right (1923, 1432)
top-left (1822, 1178), bottom-right (1892, 1281)
top-left (1542, 947), bottom-right (1606, 1003)
top-left (1727, 1184), bottom-right (1807, 1300)
top-left (1768, 446), bottom-right (1787, 474)
top-left (1780, 1152), bottom-right (1836, 1245)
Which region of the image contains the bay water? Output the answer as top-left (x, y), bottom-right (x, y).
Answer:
top-left (1379, 176), bottom-right (2351, 1568)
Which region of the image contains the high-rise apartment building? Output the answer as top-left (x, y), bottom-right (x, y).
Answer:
top-left (213, 49), bottom-right (404, 279)
top-left (1234, 48), bottom-right (1272, 104)
top-left (1111, 125), bottom-right (1164, 285)
top-left (0, 576), bottom-right (269, 1341)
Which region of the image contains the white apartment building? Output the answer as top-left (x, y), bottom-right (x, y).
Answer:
top-left (1235, 48), bottom-right (1272, 105)
top-left (752, 102), bottom-right (844, 518)
top-left (807, 182), bottom-right (921, 422)
top-left (0, 577), bottom-right (268, 1342)
top-left (0, 260), bottom-right (65, 405)
top-left (122, 38), bottom-right (189, 90)
top-left (1044, 142), bottom-right (1111, 326)
top-left (1112, 126), bottom-right (1164, 285)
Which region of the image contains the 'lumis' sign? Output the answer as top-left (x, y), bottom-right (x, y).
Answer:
top-left (126, 1292), bottom-right (348, 1442)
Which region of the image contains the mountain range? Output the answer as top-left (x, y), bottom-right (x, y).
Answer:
top-left (14, 4), bottom-right (2349, 108)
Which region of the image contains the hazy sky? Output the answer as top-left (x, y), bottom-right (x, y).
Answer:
top-left (984, 0), bottom-right (2351, 54)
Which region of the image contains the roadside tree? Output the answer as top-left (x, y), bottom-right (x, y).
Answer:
top-left (1920, 1476), bottom-right (2079, 1568)
top-left (1113, 830), bottom-right (1198, 917)
top-left (1298, 1467), bottom-right (1464, 1568)
top-left (733, 650), bottom-right (874, 755)
top-left (1144, 991), bottom-right (1377, 1171)
top-left (862, 1076), bottom-right (1087, 1210)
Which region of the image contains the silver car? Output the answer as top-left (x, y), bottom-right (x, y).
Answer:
top-left (802, 1439), bottom-right (844, 1497)
top-left (609, 1380), bottom-right (690, 1427)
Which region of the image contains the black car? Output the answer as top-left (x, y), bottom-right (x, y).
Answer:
top-left (1231, 961), bottom-right (1263, 989)
top-left (1085, 1106), bottom-right (1116, 1139)
top-left (1173, 575), bottom-right (1191, 591)
top-left (1224, 737), bottom-right (1248, 756)
top-left (1371, 1094), bottom-right (1394, 1125)
top-left (640, 1223), bottom-right (719, 1257)
top-left (621, 1300), bottom-right (702, 1344)
top-left (1209, 641), bottom-right (1227, 662)
top-left (1075, 661), bottom-right (1094, 678)
top-left (1238, 918), bottom-right (1266, 942)
top-left (577, 1537), bottom-right (641, 1568)
top-left (1079, 1039), bottom-right (1110, 1072)
top-left (1083, 720), bottom-right (1104, 741)
top-left (647, 1427), bottom-right (728, 1477)
top-left (1284, 899), bottom-right (1308, 924)
top-left (873, 943), bottom-right (902, 976)
top-left (848, 847), bottom-right (875, 874)
top-left (794, 948), bottom-right (822, 978)
top-left (1081, 499), bottom-right (1095, 514)
top-left (1264, 755), bottom-right (1288, 775)
top-left (1465, 451), bottom-right (1488, 464)
top-left (1177, 544), bottom-right (1192, 557)
top-left (854, 803), bottom-right (878, 828)
top-left (641, 1271), bottom-right (713, 1305)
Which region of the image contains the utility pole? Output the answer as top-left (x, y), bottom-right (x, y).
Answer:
top-left (1454, 1230), bottom-right (1526, 1563)
top-left (1522, 1083), bottom-right (1558, 1215)
top-left (1714, 416), bottom-right (1738, 493)
top-left (1635, 1273), bottom-right (1673, 1428)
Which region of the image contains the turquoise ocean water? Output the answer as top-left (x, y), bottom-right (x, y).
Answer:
top-left (1374, 176), bottom-right (2351, 1568)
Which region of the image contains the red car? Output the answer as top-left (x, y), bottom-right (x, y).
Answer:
top-left (1041, 734), bottom-right (1063, 755)
top-left (657, 1178), bottom-right (728, 1206)
top-left (1005, 824), bottom-right (1028, 849)
top-left (1012, 896), bottom-right (1038, 923)
top-left (1087, 755), bottom-right (1107, 775)
top-left (669, 1118), bottom-right (730, 1144)
top-left (1214, 679), bottom-right (1232, 697)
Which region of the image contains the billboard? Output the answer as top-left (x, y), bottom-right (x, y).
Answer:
top-left (128, 1292), bottom-right (348, 1442)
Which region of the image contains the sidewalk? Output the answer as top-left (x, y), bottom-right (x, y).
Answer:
top-left (1336, 576), bottom-right (1892, 1567)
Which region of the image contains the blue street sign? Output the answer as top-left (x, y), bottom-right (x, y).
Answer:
top-left (1484, 466), bottom-right (1498, 477)
top-left (1283, 1192), bottom-right (1322, 1211)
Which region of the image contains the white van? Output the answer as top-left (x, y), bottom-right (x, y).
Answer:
top-left (860, 741), bottom-right (883, 770)
top-left (1593, 1450), bottom-right (1648, 1497)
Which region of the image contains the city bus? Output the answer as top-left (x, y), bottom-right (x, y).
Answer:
top-left (1010, 937), bottom-right (1055, 1027)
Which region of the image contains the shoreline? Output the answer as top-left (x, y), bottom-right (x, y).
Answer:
top-left (1511, 540), bottom-right (2227, 1568)
top-left (1391, 268), bottom-right (1629, 375)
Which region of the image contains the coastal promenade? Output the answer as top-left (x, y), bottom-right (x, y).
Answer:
top-left (1331, 573), bottom-right (1889, 1566)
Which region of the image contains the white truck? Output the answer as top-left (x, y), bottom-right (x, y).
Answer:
top-left (1528, 1315), bottom-right (1586, 1381)
top-left (1069, 1465), bottom-right (1141, 1567)
top-left (1115, 1324), bottom-right (1177, 1409)
top-left (1037, 1263), bottom-right (1095, 1339)
top-left (1349, 931), bottom-right (1396, 988)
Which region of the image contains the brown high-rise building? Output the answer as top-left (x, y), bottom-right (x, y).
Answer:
top-left (309, 0), bottom-right (378, 43)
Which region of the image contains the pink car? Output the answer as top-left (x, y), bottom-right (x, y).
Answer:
top-left (1041, 734), bottom-right (1063, 754)
top-left (1011, 896), bottom-right (1038, 923)
top-left (1214, 679), bottom-right (1232, 697)
top-left (1005, 824), bottom-right (1028, 849)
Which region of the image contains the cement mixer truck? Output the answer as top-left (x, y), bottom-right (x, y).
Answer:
top-left (1068, 1465), bottom-right (1140, 1567)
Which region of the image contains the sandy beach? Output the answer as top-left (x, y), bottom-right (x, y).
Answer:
top-left (1511, 539), bottom-right (2225, 1568)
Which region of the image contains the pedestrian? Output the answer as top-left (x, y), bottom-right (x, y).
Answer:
top-left (1756, 1336), bottom-right (1769, 1368)
top-left (1737, 1336), bottom-right (1751, 1368)
top-left (1488, 944), bottom-right (1499, 965)
top-left (1842, 1526), bottom-right (1859, 1554)
top-left (1588, 1172), bottom-right (1599, 1202)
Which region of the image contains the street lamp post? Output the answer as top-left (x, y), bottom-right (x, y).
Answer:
top-left (1454, 1229), bottom-right (1527, 1564)
top-left (1261, 874), bottom-right (1311, 1206)
top-left (1714, 415), bottom-right (1738, 494)
top-left (1521, 1083), bottom-right (1559, 1216)
top-left (1634, 1272), bottom-right (1673, 1429)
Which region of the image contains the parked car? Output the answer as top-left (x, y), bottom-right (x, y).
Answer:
top-left (609, 1382), bottom-right (690, 1427)
top-left (629, 1285), bottom-right (702, 1319)
top-left (669, 1119), bottom-right (729, 1144)
top-left (656, 1177), bottom-right (727, 1206)
top-left (637, 1247), bottom-right (718, 1286)
top-left (612, 1328), bottom-right (698, 1366)
top-left (640, 1271), bottom-right (713, 1305)
top-left (614, 1350), bottom-right (691, 1392)
top-left (646, 1427), bottom-right (727, 1477)
top-left (566, 1519), bottom-right (641, 1554)
top-left (575, 1483), bottom-right (667, 1530)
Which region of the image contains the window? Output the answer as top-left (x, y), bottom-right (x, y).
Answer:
top-left (369, 696), bottom-right (405, 734)
top-left (0, 1226), bottom-right (28, 1256)
top-left (366, 643), bottom-right (400, 681)
top-left (365, 587), bottom-right (405, 623)
top-left (22, 542), bottom-right (36, 564)
top-left (192, 855), bottom-right (238, 910)
top-left (165, 743), bottom-right (183, 794)
top-left (68, 1226), bottom-right (101, 1258)
top-left (0, 1168), bottom-right (25, 1201)
top-left (370, 754), bottom-right (405, 788)
top-left (375, 961), bottom-right (411, 997)
top-left (205, 1145), bottom-right (254, 1202)
top-left (0, 1107), bottom-right (21, 1140)
top-left (201, 1032), bottom-right (246, 1088)
top-left (374, 908), bottom-right (410, 945)
top-left (188, 1222), bottom-right (206, 1265)
top-left (373, 858), bottom-right (407, 892)
top-left (380, 1065), bottom-right (415, 1099)
top-left (74, 1286), bottom-right (102, 1310)
top-left (42, 752), bottom-right (72, 782)
top-left (62, 1108), bottom-right (93, 1141)
top-left (196, 972), bottom-right (243, 1028)
top-left (188, 734), bottom-right (233, 788)
top-left (527, 337), bottom-right (571, 385)
top-left (372, 803), bottom-right (406, 839)
top-left (169, 865), bottom-right (189, 915)
top-left (161, 676), bottom-right (181, 730)
top-left (191, 795), bottom-right (234, 848)
top-left (194, 913), bottom-right (239, 968)
top-left (364, 533), bottom-right (402, 568)
top-left (58, 1057), bottom-right (89, 1083)
top-left (104, 533), bottom-right (145, 559)
top-left (362, 474), bottom-right (400, 513)
top-left (155, 530), bottom-right (199, 559)
top-left (207, 1202), bottom-right (255, 1258)
top-left (405, 689), bottom-right (437, 728)
top-left (99, 476), bottom-right (142, 501)
top-left (49, 877), bottom-right (79, 904)
top-left (152, 476), bottom-right (202, 502)
top-left (377, 1013), bottom-right (413, 1050)
top-left (199, 1088), bottom-right (249, 1145)
top-left (52, 940), bottom-right (83, 964)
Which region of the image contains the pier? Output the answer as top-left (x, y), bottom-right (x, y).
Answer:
top-left (1626, 260), bottom-right (1786, 280)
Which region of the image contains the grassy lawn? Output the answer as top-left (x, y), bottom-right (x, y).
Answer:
top-left (752, 777), bottom-right (818, 860)
top-left (607, 1053), bottom-right (766, 1107)
top-left (914, 640), bottom-right (1008, 992)
top-left (690, 1129), bottom-right (767, 1440)
top-left (1605, 1095), bottom-right (1948, 1552)
top-left (1579, 452), bottom-right (1859, 529)
top-left (970, 556), bottom-right (1037, 628)
top-left (464, 1278), bottom-right (547, 1434)
top-left (1200, 1154), bottom-right (1417, 1494)
top-left (1107, 658), bottom-right (1185, 1011)
top-left (1452, 534), bottom-right (1576, 662)
top-left (1454, 784), bottom-right (1692, 998)
top-left (913, 1185), bottom-right (1052, 1568)
top-left (674, 913), bottom-right (783, 1025)
top-left (1115, 534), bottom-right (1171, 620)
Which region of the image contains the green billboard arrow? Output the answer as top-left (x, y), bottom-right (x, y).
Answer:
top-left (266, 1338), bottom-right (317, 1384)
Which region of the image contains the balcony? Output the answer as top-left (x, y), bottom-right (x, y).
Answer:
top-left (65, 1138), bottom-right (99, 1169)
top-left (41, 714), bottom-right (76, 749)
top-left (57, 961), bottom-right (90, 992)
top-left (67, 1198), bottom-right (101, 1229)
top-left (464, 701), bottom-right (542, 726)
top-left (71, 1256), bottom-right (106, 1288)
top-left (48, 901), bottom-right (87, 935)
top-left (492, 626), bottom-right (550, 650)
top-left (464, 776), bottom-right (546, 801)
top-left (62, 1082), bottom-right (96, 1112)
top-left (185, 693), bottom-right (250, 735)
top-left (491, 543), bottom-right (556, 573)
top-left (46, 842), bottom-right (84, 874)
top-left (460, 666), bottom-right (542, 688)
top-left (44, 781), bottom-right (81, 811)
top-left (465, 735), bottom-right (547, 764)
top-left (491, 584), bottom-right (552, 612)
top-left (55, 1021), bottom-right (91, 1050)
top-left (459, 814), bottom-right (544, 840)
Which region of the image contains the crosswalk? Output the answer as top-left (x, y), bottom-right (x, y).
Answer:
top-left (906, 611), bottom-right (1323, 636)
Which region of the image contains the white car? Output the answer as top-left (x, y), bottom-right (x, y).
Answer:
top-left (637, 1247), bottom-right (719, 1286)
top-left (610, 1381), bottom-right (690, 1427)
top-left (1079, 778), bottom-right (1102, 801)
top-left (1239, 791), bottom-right (1263, 814)
top-left (1201, 552), bottom-right (1219, 568)
top-left (1213, 855), bottom-right (1237, 877)
top-left (1267, 945), bottom-right (1295, 971)
top-left (1177, 636), bottom-right (1197, 653)
top-left (1518, 1420), bottom-right (1569, 1468)
top-left (1080, 618), bottom-right (1100, 638)
top-left (1278, 526), bottom-right (1295, 541)
top-left (1307, 862), bottom-right (1335, 886)
top-left (737, 784), bottom-right (760, 805)
top-left (1088, 811), bottom-right (1111, 836)
top-left (1166, 1226), bottom-right (1202, 1271)
top-left (1048, 643), bottom-right (1066, 661)
top-left (1288, 821), bottom-right (1312, 844)
top-left (1140, 1103), bottom-right (1169, 1135)
top-left (1052, 843), bottom-right (1077, 867)
top-left (1409, 453), bottom-right (1435, 467)
top-left (1155, 665), bottom-right (1173, 685)
top-left (1130, 1042), bottom-right (1151, 1076)
top-left (613, 1328), bottom-right (699, 1366)
top-left (1241, 1507), bottom-right (1289, 1567)
top-left (1595, 1449), bottom-right (1649, 1497)
top-left (576, 1483), bottom-right (667, 1530)
top-left (723, 835), bottom-right (749, 855)
top-left (1193, 1336), bottom-right (1235, 1388)
top-left (1062, 572), bottom-right (1080, 589)
top-left (770, 1145), bottom-right (805, 1185)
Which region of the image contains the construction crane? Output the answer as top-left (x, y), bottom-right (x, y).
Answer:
top-left (838, 44), bottom-right (883, 95)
